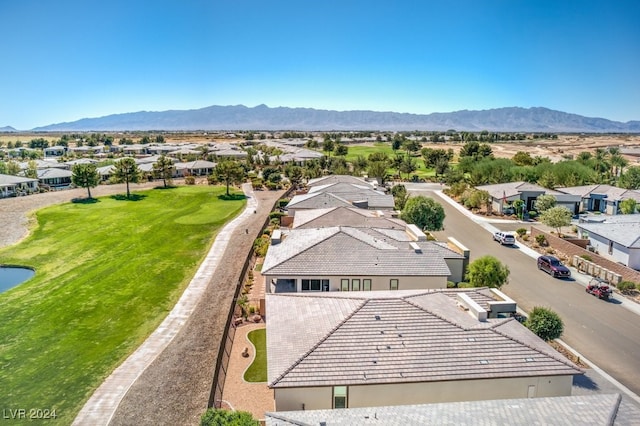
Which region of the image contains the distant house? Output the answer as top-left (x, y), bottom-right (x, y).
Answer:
top-left (174, 160), bottom-right (216, 177)
top-left (97, 165), bottom-right (115, 182)
top-left (291, 206), bottom-right (405, 230)
top-left (577, 215), bottom-right (640, 269)
top-left (476, 182), bottom-right (581, 215)
top-left (555, 184), bottom-right (640, 215)
top-left (37, 168), bottom-right (72, 188)
top-left (43, 145), bottom-right (67, 157)
top-left (262, 225), bottom-right (467, 291)
top-left (0, 174), bottom-right (39, 197)
top-left (267, 291), bottom-right (582, 411)
top-left (307, 175), bottom-right (377, 189)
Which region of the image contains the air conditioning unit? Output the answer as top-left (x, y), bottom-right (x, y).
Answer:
top-left (586, 245), bottom-right (596, 253)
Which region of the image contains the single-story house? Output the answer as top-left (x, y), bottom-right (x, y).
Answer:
top-left (555, 184), bottom-right (640, 215)
top-left (291, 206), bottom-right (404, 230)
top-left (265, 394), bottom-right (623, 425)
top-left (37, 168), bottom-right (72, 188)
top-left (0, 174), bottom-right (39, 197)
top-left (577, 215), bottom-right (640, 269)
top-left (287, 183), bottom-right (394, 215)
top-left (97, 165), bottom-right (115, 182)
top-left (43, 145), bottom-right (67, 157)
top-left (476, 182), bottom-right (581, 215)
top-left (307, 175), bottom-right (377, 189)
top-left (174, 160), bottom-right (216, 177)
top-left (63, 158), bottom-right (98, 167)
top-left (267, 291), bottom-right (582, 412)
top-left (262, 226), bottom-right (466, 291)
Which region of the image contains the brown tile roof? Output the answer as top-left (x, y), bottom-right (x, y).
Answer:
top-left (267, 291), bottom-right (582, 388)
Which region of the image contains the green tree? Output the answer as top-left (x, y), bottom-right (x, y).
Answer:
top-left (322, 139), bottom-right (335, 157)
top-left (6, 160), bottom-right (21, 176)
top-left (465, 255), bottom-right (510, 289)
top-left (535, 194), bottom-right (556, 213)
top-left (72, 163), bottom-right (100, 199)
top-left (619, 198), bottom-right (637, 214)
top-left (620, 166), bottom-right (640, 189)
top-left (391, 184), bottom-right (409, 210)
top-left (512, 151), bottom-right (534, 166)
top-left (367, 161), bottom-right (388, 185)
top-left (153, 155), bottom-right (174, 188)
top-left (400, 196), bottom-right (445, 231)
top-left (525, 307), bottom-right (564, 341)
top-left (284, 164), bottom-right (304, 189)
top-left (24, 160), bottom-right (38, 179)
top-left (200, 408), bottom-right (259, 426)
top-left (112, 158), bottom-right (142, 198)
top-left (539, 206), bottom-right (572, 236)
top-left (398, 155), bottom-right (417, 179)
top-left (215, 160), bottom-right (245, 196)
top-left (334, 144), bottom-right (348, 156)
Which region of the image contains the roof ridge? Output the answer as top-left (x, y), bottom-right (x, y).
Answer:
top-left (402, 297), bottom-right (471, 330)
top-left (262, 227), bottom-right (342, 273)
top-left (490, 319), bottom-right (583, 371)
top-left (270, 299), bottom-right (369, 387)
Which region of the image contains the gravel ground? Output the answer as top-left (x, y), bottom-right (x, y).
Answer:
top-left (110, 188), bottom-right (284, 426)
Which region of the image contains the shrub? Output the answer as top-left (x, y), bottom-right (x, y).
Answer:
top-left (269, 211), bottom-right (285, 220)
top-left (579, 254), bottom-right (592, 262)
top-left (201, 408), bottom-right (259, 426)
top-left (251, 178), bottom-right (263, 190)
top-left (516, 228), bottom-right (527, 237)
top-left (545, 248), bottom-right (555, 254)
top-left (265, 181), bottom-right (280, 190)
top-left (617, 281), bottom-right (637, 294)
top-left (522, 235), bottom-right (529, 241)
top-left (528, 210), bottom-right (537, 219)
top-left (535, 234), bottom-right (547, 246)
top-left (278, 198), bottom-right (290, 208)
top-left (184, 176), bottom-right (196, 185)
top-left (525, 306), bottom-right (564, 341)
top-left (253, 236), bottom-right (270, 257)
top-left (207, 174), bottom-right (218, 185)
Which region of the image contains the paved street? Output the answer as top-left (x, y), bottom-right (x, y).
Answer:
top-left (405, 184), bottom-right (640, 397)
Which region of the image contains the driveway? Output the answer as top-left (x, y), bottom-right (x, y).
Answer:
top-left (406, 185), bottom-right (640, 397)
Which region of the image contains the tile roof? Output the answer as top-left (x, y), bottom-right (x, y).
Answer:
top-left (0, 174), bottom-right (38, 185)
top-left (307, 175), bottom-right (373, 187)
top-left (265, 393), bottom-right (622, 425)
top-left (288, 189), bottom-right (395, 210)
top-left (578, 222), bottom-right (640, 248)
top-left (286, 192), bottom-right (359, 210)
top-left (557, 184), bottom-right (640, 201)
top-left (261, 227), bottom-right (459, 277)
top-left (267, 291), bottom-right (582, 388)
top-left (476, 181), bottom-right (552, 199)
top-left (292, 207), bottom-right (404, 230)
top-left (36, 168), bottom-right (72, 179)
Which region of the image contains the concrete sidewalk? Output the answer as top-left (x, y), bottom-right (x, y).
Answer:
top-left (73, 184), bottom-right (258, 426)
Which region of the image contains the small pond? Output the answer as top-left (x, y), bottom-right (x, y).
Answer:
top-left (0, 266), bottom-right (35, 293)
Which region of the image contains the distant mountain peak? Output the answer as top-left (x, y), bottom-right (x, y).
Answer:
top-left (30, 105), bottom-right (640, 133)
top-left (0, 125), bottom-right (17, 132)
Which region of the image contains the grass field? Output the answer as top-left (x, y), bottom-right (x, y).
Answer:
top-left (243, 328), bottom-right (267, 382)
top-left (344, 144), bottom-right (436, 179)
top-left (0, 186), bottom-right (245, 424)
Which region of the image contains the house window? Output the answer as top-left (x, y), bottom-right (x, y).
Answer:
top-left (363, 279), bottom-right (372, 291)
top-left (608, 241), bottom-right (614, 255)
top-left (302, 279), bottom-right (329, 292)
top-left (390, 279), bottom-right (399, 290)
top-left (333, 386), bottom-right (348, 409)
top-left (341, 279), bottom-right (349, 292)
top-left (351, 279), bottom-right (361, 291)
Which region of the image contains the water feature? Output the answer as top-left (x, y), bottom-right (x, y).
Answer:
top-left (0, 266), bottom-right (35, 293)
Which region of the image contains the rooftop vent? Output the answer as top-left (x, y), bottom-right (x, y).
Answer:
top-left (479, 360), bottom-right (489, 365)
top-left (409, 242), bottom-right (422, 253)
top-left (374, 315), bottom-right (381, 320)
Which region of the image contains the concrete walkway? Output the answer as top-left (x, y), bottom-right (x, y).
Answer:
top-left (73, 184), bottom-right (258, 426)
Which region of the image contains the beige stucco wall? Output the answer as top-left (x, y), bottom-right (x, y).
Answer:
top-left (265, 274), bottom-right (447, 293)
top-left (274, 375), bottom-right (573, 411)
top-left (444, 258), bottom-right (464, 283)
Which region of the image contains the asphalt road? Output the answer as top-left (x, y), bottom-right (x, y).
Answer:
top-left (409, 187), bottom-right (640, 397)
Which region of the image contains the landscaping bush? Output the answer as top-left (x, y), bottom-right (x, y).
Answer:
top-left (269, 211), bottom-right (285, 220)
top-left (525, 306), bottom-right (564, 341)
top-left (516, 228), bottom-right (527, 237)
top-left (184, 176), bottom-right (196, 185)
top-left (535, 234), bottom-right (547, 246)
top-left (253, 236), bottom-right (270, 257)
top-left (251, 178), bottom-right (263, 190)
top-left (278, 198), bottom-right (290, 208)
top-left (201, 408), bottom-right (258, 426)
top-left (617, 281), bottom-right (637, 294)
top-left (579, 254), bottom-right (593, 262)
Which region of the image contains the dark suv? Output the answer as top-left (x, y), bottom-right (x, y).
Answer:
top-left (537, 255), bottom-right (571, 278)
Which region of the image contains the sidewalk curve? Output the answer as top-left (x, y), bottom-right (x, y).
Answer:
top-left (73, 184), bottom-right (258, 426)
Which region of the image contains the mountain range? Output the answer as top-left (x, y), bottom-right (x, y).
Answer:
top-left (20, 105), bottom-right (640, 133)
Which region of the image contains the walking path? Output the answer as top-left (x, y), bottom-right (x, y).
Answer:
top-left (73, 184), bottom-right (258, 426)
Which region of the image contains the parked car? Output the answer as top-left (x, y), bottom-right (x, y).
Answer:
top-left (537, 255), bottom-right (571, 278)
top-left (493, 231), bottom-right (516, 246)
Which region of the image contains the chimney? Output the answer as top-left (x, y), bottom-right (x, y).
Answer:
top-left (409, 242), bottom-right (422, 253)
top-left (270, 229), bottom-right (282, 245)
top-left (405, 224), bottom-right (427, 241)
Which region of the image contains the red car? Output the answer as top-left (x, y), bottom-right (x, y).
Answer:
top-left (537, 255), bottom-right (571, 278)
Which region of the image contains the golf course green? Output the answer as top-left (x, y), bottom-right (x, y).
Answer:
top-left (0, 185), bottom-right (245, 424)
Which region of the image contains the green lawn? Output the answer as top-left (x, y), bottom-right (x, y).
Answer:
top-left (0, 186), bottom-right (245, 425)
top-left (344, 144), bottom-right (436, 180)
top-left (243, 328), bottom-right (267, 382)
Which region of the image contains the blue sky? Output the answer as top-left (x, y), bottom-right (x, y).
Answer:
top-left (1, 0), bottom-right (638, 129)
